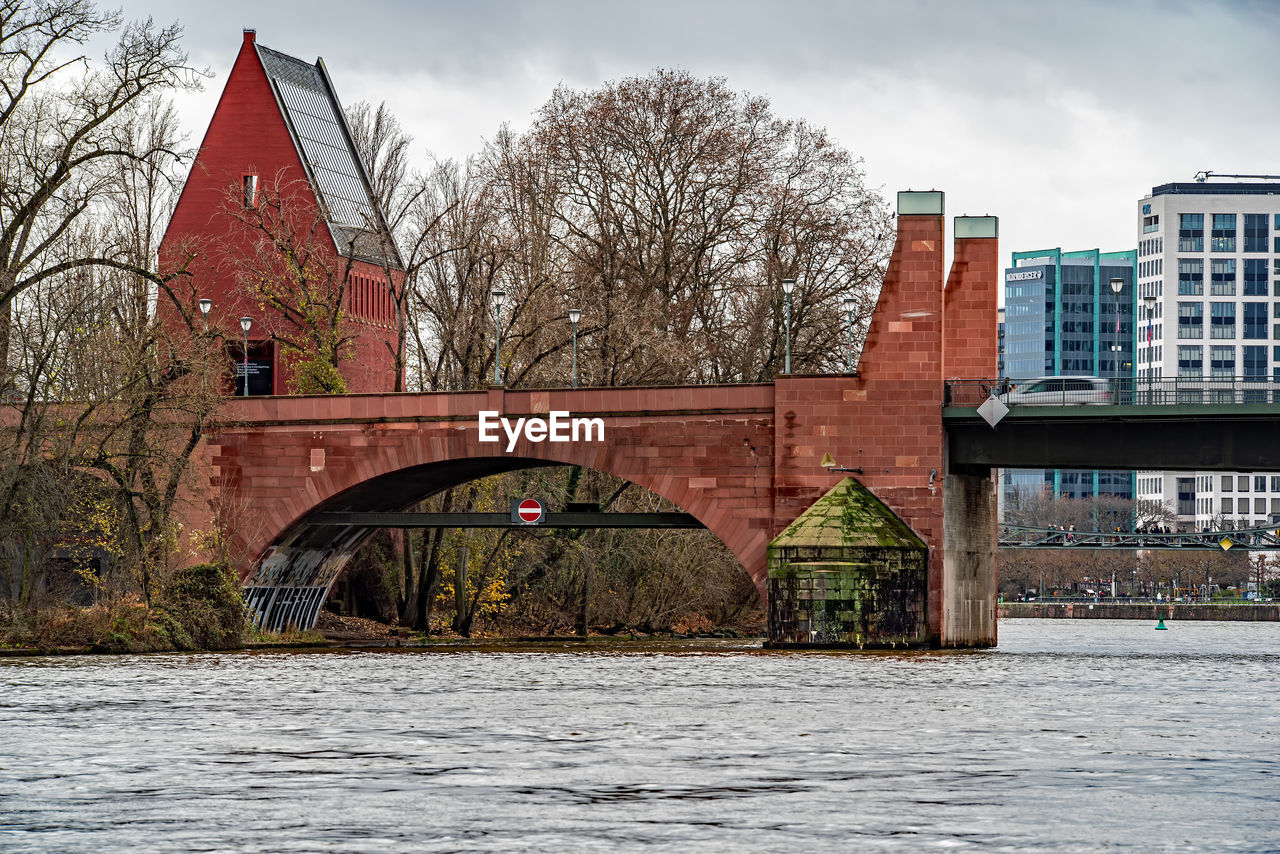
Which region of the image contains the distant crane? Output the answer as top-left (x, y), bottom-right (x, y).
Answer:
top-left (1193, 170), bottom-right (1280, 182)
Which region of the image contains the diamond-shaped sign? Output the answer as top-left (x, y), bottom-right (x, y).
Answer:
top-left (976, 395), bottom-right (1009, 428)
top-left (1219, 537), bottom-right (1233, 551)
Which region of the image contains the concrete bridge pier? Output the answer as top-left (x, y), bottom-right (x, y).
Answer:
top-left (941, 469), bottom-right (997, 646)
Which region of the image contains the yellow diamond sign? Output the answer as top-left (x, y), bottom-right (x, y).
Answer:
top-left (1219, 537), bottom-right (1233, 551)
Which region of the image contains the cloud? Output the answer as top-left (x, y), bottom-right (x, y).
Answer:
top-left (127, 0), bottom-right (1280, 268)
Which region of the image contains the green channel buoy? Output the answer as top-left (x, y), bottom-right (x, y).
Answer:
top-left (1155, 617), bottom-right (1168, 630)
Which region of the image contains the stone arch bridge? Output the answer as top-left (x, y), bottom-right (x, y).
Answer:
top-left (200, 192), bottom-right (1002, 647)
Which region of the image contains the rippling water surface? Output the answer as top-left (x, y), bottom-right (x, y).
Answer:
top-left (1, 619), bottom-right (1278, 852)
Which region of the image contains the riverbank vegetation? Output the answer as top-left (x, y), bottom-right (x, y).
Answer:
top-left (0, 3), bottom-right (239, 650)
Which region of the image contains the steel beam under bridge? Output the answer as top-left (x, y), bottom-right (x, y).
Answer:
top-left (945, 407), bottom-right (1280, 473)
top-left (310, 512), bottom-right (704, 529)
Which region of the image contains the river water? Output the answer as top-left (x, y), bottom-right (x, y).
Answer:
top-left (1, 619), bottom-right (1277, 852)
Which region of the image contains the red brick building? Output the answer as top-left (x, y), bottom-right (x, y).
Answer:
top-left (161, 30), bottom-right (403, 394)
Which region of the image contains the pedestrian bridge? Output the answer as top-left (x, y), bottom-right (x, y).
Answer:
top-left (999, 524), bottom-right (1280, 551)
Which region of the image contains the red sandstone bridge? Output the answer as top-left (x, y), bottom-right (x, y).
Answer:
top-left (201, 192), bottom-right (1002, 647)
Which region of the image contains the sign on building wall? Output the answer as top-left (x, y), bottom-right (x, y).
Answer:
top-left (1005, 270), bottom-right (1044, 282)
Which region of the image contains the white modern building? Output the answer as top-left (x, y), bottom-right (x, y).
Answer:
top-left (1136, 175), bottom-right (1280, 529)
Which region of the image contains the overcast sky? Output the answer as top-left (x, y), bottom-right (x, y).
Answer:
top-left (123, 0), bottom-right (1278, 269)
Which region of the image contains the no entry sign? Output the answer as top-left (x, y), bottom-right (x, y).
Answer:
top-left (511, 498), bottom-right (545, 524)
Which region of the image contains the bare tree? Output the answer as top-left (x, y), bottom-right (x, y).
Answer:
top-left (478, 69), bottom-right (894, 388)
top-left (0, 2), bottom-right (205, 374)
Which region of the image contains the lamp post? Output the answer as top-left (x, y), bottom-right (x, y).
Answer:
top-left (491, 290), bottom-right (506, 386)
top-left (782, 278), bottom-right (795, 374)
top-left (568, 308), bottom-right (581, 388)
top-left (238, 316), bottom-right (252, 397)
top-left (841, 295), bottom-right (856, 374)
top-left (197, 299), bottom-right (213, 394)
top-left (1143, 293), bottom-right (1156, 404)
top-left (1109, 277), bottom-right (1124, 399)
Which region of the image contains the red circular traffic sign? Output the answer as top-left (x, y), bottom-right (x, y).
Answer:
top-left (517, 498), bottom-right (545, 524)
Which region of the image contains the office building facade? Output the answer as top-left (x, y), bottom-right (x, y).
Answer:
top-left (1000, 248), bottom-right (1136, 508)
top-left (1136, 179), bottom-right (1280, 529)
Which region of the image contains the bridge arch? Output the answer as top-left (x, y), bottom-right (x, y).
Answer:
top-left (208, 389), bottom-right (776, 629)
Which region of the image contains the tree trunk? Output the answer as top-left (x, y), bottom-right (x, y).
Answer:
top-left (452, 538), bottom-right (469, 635)
top-left (412, 525), bottom-right (444, 632)
top-left (0, 303), bottom-right (10, 385)
top-left (575, 564), bottom-right (589, 637)
top-left (398, 528), bottom-right (415, 623)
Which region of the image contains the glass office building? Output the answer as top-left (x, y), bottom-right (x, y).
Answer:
top-left (1000, 248), bottom-right (1137, 510)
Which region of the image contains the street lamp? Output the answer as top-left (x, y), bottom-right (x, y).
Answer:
top-left (238, 316), bottom-right (252, 397)
top-left (1143, 293), bottom-right (1156, 404)
top-left (196, 299), bottom-right (213, 394)
top-left (841, 295), bottom-right (856, 374)
top-left (491, 290), bottom-right (506, 386)
top-left (1109, 277), bottom-right (1124, 392)
top-left (782, 278), bottom-right (795, 374)
top-left (568, 308), bottom-right (581, 388)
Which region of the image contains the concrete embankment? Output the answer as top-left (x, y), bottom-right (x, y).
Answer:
top-left (999, 602), bottom-right (1279, 621)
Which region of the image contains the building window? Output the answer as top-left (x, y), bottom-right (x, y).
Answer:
top-left (1210, 302), bottom-right (1236, 338)
top-left (1177, 302), bottom-right (1203, 339)
top-left (1222, 497), bottom-right (1233, 514)
top-left (1244, 214), bottom-right (1268, 252)
top-left (1211, 213), bottom-right (1236, 252)
top-left (1178, 259), bottom-right (1203, 295)
top-left (1177, 478), bottom-right (1196, 515)
top-left (1244, 303), bottom-right (1268, 339)
top-left (1209, 259), bottom-right (1236, 296)
top-left (1257, 476), bottom-right (1268, 493)
top-left (1209, 345), bottom-right (1235, 378)
top-left (1272, 477), bottom-right (1280, 492)
top-left (1222, 475), bottom-right (1233, 491)
top-left (1244, 258), bottom-right (1268, 296)
top-left (1179, 214), bottom-right (1204, 252)
top-left (1257, 498), bottom-right (1267, 515)
top-left (1177, 345), bottom-right (1203, 376)
top-left (243, 174), bottom-right (258, 208)
top-left (1143, 214), bottom-right (1160, 234)
top-left (1243, 345), bottom-right (1268, 380)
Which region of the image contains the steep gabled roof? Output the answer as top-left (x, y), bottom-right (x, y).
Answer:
top-left (254, 43), bottom-right (403, 270)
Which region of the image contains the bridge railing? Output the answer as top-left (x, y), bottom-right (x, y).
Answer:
top-left (944, 376), bottom-right (1280, 408)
